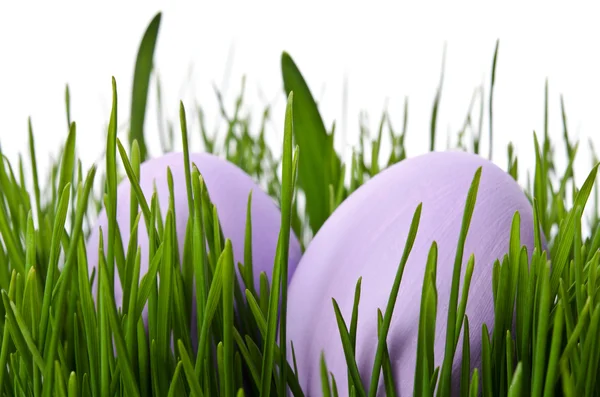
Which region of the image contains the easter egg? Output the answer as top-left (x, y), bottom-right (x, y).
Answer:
top-left (286, 151), bottom-right (539, 396)
top-left (86, 152), bottom-right (302, 332)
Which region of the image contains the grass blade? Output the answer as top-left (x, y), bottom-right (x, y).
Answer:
top-left (129, 12), bottom-right (162, 161)
top-left (439, 167), bottom-right (483, 395)
top-left (281, 52), bottom-right (340, 234)
top-left (368, 203), bottom-right (423, 396)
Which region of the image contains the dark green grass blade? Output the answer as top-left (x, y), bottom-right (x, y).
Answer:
top-left (129, 12), bottom-right (161, 161)
top-left (281, 52), bottom-right (340, 234)
top-left (0, 277), bottom-right (15, 394)
top-left (332, 298), bottom-right (366, 397)
top-left (178, 340), bottom-right (205, 397)
top-left (244, 289), bottom-right (305, 396)
top-left (348, 277), bottom-right (362, 393)
top-left (243, 191), bottom-right (256, 297)
top-left (156, 209), bottom-right (174, 395)
top-left (481, 325), bottom-right (492, 397)
top-left (233, 327), bottom-right (261, 387)
top-left (106, 76), bottom-right (118, 299)
top-left (376, 310), bottom-right (396, 397)
top-left (506, 331), bottom-right (514, 391)
top-left (460, 317), bottom-right (471, 397)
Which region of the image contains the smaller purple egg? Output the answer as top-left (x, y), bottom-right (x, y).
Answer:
top-left (86, 152), bottom-right (302, 336)
top-left (286, 151), bottom-right (541, 396)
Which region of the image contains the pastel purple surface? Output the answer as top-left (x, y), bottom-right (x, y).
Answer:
top-left (86, 152), bottom-right (302, 328)
top-left (286, 151), bottom-right (538, 396)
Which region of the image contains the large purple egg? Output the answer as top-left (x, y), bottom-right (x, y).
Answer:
top-left (286, 151), bottom-right (538, 396)
top-left (87, 152), bottom-right (302, 327)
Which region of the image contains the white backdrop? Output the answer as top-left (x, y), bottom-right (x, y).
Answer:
top-left (1, 1), bottom-right (599, 189)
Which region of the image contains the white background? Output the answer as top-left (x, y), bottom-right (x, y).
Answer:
top-left (1, 1), bottom-right (599, 189)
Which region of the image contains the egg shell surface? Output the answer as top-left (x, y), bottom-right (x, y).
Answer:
top-left (286, 151), bottom-right (538, 396)
top-left (87, 152), bottom-right (302, 326)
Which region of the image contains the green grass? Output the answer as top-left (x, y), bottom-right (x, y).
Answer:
top-left (1, 11), bottom-right (600, 397)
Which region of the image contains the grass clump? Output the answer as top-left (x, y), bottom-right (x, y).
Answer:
top-left (1, 11), bottom-right (600, 397)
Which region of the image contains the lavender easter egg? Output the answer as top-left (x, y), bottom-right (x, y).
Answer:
top-left (87, 152), bottom-right (302, 327)
top-left (286, 151), bottom-right (538, 396)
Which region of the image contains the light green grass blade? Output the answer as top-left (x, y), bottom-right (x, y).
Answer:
top-left (196, 246), bottom-right (225, 377)
top-left (507, 363), bottom-right (522, 397)
top-left (550, 165), bottom-right (598, 295)
top-left (481, 324), bottom-right (492, 397)
top-left (260, 91), bottom-right (295, 397)
top-left (430, 44), bottom-right (446, 152)
top-left (415, 242), bottom-right (438, 397)
top-left (178, 340), bottom-right (205, 397)
top-left (455, 254), bottom-right (475, 348)
top-left (4, 294), bottom-right (45, 373)
top-left (38, 184), bottom-right (71, 350)
top-left (57, 122), bottom-right (76, 210)
top-left (42, 166), bottom-right (96, 397)
top-left (543, 300), bottom-right (564, 397)
top-left (100, 259), bottom-right (141, 397)
top-left (167, 361), bottom-right (183, 397)
top-left (531, 262), bottom-right (550, 397)
top-left (332, 297), bottom-right (366, 397)
top-left (321, 353), bottom-right (332, 397)
top-left (368, 203), bottom-right (423, 397)
top-left (488, 40), bottom-right (499, 159)
top-left (222, 240), bottom-right (235, 397)
top-left (439, 167), bottom-right (483, 396)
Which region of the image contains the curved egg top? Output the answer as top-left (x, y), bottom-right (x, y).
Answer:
top-left (86, 151), bottom-right (302, 328)
top-left (286, 151), bottom-right (538, 396)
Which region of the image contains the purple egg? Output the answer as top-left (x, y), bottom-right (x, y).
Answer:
top-left (87, 152), bottom-right (302, 331)
top-left (286, 151), bottom-right (538, 396)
